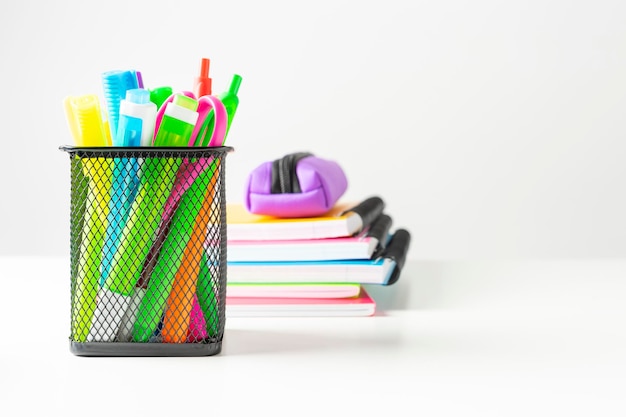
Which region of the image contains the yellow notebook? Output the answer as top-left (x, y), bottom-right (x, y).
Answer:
top-left (226, 197), bottom-right (384, 241)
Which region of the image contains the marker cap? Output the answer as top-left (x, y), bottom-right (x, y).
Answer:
top-left (194, 58), bottom-right (212, 97)
top-left (126, 88), bottom-right (151, 105)
top-left (102, 70), bottom-right (139, 138)
top-left (173, 94), bottom-right (199, 112)
top-left (150, 86), bottom-right (174, 110)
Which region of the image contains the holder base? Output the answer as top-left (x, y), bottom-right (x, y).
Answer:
top-left (70, 341), bottom-right (222, 357)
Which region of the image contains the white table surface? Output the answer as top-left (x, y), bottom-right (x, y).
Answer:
top-left (1, 257), bottom-right (625, 416)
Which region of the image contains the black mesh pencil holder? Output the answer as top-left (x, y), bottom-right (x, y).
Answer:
top-left (60, 146), bottom-right (233, 356)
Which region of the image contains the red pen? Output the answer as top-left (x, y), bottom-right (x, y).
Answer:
top-left (193, 57), bottom-right (212, 97)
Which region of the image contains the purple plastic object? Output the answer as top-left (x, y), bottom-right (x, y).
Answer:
top-left (244, 154), bottom-right (348, 218)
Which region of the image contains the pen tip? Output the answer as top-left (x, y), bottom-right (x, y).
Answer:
top-left (230, 74), bottom-right (242, 95)
top-left (200, 58), bottom-right (210, 77)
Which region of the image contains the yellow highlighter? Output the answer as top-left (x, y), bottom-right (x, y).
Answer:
top-left (63, 94), bottom-right (111, 342)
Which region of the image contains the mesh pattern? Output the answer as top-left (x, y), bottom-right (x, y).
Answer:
top-left (64, 147), bottom-right (229, 351)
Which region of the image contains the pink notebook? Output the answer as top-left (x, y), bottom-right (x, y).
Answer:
top-left (226, 283), bottom-right (361, 299)
top-left (226, 286), bottom-right (376, 317)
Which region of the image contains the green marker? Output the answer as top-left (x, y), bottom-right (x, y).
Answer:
top-left (132, 165), bottom-right (214, 342)
top-left (193, 75), bottom-right (242, 336)
top-left (154, 94), bottom-right (199, 147)
top-left (197, 251), bottom-right (220, 337)
top-left (196, 74), bottom-right (242, 146)
top-left (70, 159), bottom-right (87, 282)
top-left (72, 177), bottom-right (106, 342)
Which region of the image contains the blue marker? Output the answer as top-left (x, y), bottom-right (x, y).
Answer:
top-left (89, 89), bottom-right (156, 342)
top-left (101, 89), bottom-right (156, 284)
top-left (118, 88), bottom-right (157, 147)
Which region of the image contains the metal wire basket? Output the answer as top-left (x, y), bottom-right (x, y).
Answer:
top-left (60, 146), bottom-right (232, 356)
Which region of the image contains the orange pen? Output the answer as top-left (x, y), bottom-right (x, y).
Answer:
top-left (161, 173), bottom-right (218, 343)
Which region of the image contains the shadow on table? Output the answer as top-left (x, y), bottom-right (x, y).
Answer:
top-left (364, 260), bottom-right (448, 311)
top-left (363, 259), bottom-right (522, 311)
top-left (222, 327), bottom-right (402, 356)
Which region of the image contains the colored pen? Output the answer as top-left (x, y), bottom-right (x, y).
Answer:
top-left (88, 89), bottom-right (157, 342)
top-left (193, 76), bottom-right (241, 335)
top-left (196, 252), bottom-right (220, 337)
top-left (132, 166), bottom-right (210, 342)
top-left (185, 75), bottom-right (241, 337)
top-left (153, 94), bottom-right (199, 146)
top-left (118, 88), bottom-right (157, 147)
top-left (193, 57), bottom-right (212, 98)
top-left (64, 97), bottom-right (87, 281)
top-left (63, 94), bottom-right (111, 342)
top-left (187, 294), bottom-right (208, 342)
top-left (161, 175), bottom-right (215, 343)
top-left (102, 88), bottom-right (156, 276)
top-left (116, 262), bottom-right (150, 341)
top-left (196, 74), bottom-right (242, 146)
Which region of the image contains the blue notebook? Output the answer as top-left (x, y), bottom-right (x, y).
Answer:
top-left (227, 229), bottom-right (410, 285)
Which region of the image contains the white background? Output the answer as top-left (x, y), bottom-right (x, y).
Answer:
top-left (1, 0), bottom-right (626, 259)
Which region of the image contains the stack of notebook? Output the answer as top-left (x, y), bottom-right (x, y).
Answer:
top-left (225, 196), bottom-right (411, 317)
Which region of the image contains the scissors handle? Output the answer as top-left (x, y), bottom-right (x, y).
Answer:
top-left (160, 95), bottom-right (227, 214)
